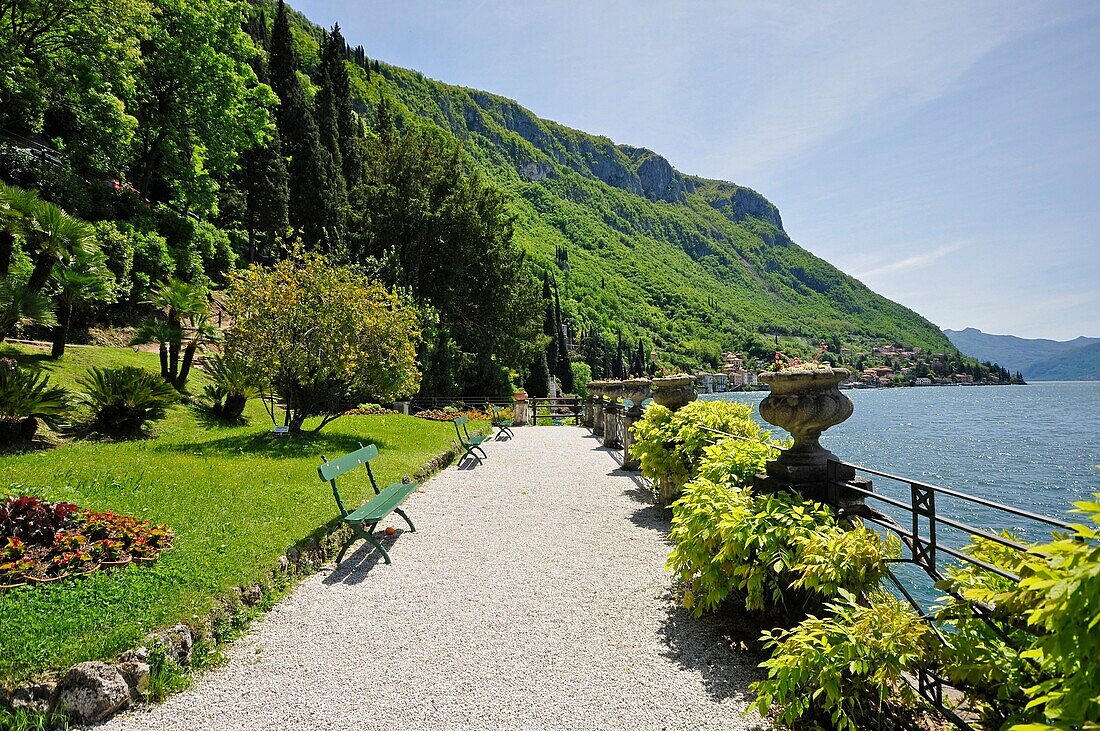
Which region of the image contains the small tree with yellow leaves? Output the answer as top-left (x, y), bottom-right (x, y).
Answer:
top-left (223, 251), bottom-right (420, 434)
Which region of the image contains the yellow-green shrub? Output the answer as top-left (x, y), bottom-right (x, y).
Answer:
top-left (753, 590), bottom-right (932, 731)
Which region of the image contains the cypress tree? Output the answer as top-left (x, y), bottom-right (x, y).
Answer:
top-left (541, 274), bottom-right (560, 392)
top-left (553, 281), bottom-right (574, 392)
top-left (236, 50), bottom-right (288, 263)
top-left (318, 25), bottom-right (367, 187)
top-left (612, 331), bottom-right (624, 379)
top-left (524, 352), bottom-right (550, 398)
top-left (269, 0), bottom-right (341, 250)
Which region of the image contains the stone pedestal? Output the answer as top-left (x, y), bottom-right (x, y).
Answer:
top-left (513, 393), bottom-right (529, 426)
top-left (602, 402), bottom-right (622, 448)
top-left (591, 383), bottom-right (607, 436)
top-left (621, 403), bottom-right (644, 470)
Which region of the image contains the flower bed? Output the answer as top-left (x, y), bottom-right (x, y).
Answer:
top-left (414, 408), bottom-right (491, 422)
top-left (0, 496), bottom-right (173, 587)
top-left (341, 404), bottom-right (400, 416)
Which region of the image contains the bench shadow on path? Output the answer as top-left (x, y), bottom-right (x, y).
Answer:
top-left (321, 529), bottom-right (405, 586)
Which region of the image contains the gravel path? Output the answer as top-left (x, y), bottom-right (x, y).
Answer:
top-left (101, 427), bottom-right (767, 730)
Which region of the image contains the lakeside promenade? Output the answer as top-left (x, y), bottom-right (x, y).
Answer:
top-left (100, 428), bottom-right (767, 731)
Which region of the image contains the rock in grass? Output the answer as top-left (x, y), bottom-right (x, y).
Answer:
top-left (145, 624), bottom-right (193, 666)
top-left (51, 662), bottom-right (130, 723)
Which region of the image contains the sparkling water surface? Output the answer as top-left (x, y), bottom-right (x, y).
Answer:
top-left (704, 382), bottom-right (1100, 545)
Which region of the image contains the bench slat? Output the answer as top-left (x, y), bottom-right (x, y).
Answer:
top-left (346, 482), bottom-right (418, 523)
top-left (318, 443), bottom-right (379, 482)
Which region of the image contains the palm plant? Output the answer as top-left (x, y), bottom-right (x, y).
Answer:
top-left (0, 364), bottom-right (71, 443)
top-left (0, 279), bottom-right (57, 338)
top-left (202, 353), bottom-right (260, 420)
top-left (77, 366), bottom-right (177, 433)
top-left (50, 248), bottom-right (115, 358)
top-left (131, 278), bottom-right (214, 389)
top-left (0, 182), bottom-right (100, 342)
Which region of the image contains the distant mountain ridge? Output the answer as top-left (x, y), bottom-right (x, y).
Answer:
top-left (944, 328), bottom-right (1100, 381)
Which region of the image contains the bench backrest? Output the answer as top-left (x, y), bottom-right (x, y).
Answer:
top-left (318, 443), bottom-right (381, 517)
top-left (453, 415), bottom-right (472, 441)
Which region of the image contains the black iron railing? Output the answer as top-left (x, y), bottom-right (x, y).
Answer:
top-left (408, 396), bottom-right (513, 413)
top-left (690, 425), bottom-right (1075, 730)
top-left (529, 396), bottom-right (583, 425)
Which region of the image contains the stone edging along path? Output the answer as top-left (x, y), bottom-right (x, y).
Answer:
top-left (0, 437), bottom-right (472, 726)
top-left (99, 427), bottom-right (768, 731)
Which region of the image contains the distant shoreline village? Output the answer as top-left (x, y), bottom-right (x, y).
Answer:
top-left (695, 345), bottom-right (1024, 394)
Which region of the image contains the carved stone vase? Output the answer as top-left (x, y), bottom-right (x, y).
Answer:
top-left (758, 367), bottom-right (854, 484)
top-left (651, 374), bottom-right (696, 411)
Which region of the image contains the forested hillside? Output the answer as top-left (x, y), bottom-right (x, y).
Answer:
top-left (275, 2), bottom-right (954, 362)
top-left (1, 0), bottom-right (957, 400)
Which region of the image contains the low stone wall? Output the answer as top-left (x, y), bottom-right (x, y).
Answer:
top-left (0, 439), bottom-right (469, 726)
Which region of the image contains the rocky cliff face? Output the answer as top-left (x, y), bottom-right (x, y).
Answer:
top-left (462, 90), bottom-right (781, 227)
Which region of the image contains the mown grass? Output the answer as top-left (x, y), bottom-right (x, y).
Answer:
top-left (0, 344), bottom-right (469, 686)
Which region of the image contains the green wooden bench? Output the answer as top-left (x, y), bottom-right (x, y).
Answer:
top-left (453, 415), bottom-right (489, 465)
top-left (318, 443), bottom-right (417, 565)
top-left (491, 405), bottom-right (515, 439)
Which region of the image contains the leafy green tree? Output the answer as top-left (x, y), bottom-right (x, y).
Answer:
top-left (0, 0), bottom-right (146, 174)
top-left (348, 121), bottom-right (542, 394)
top-left (222, 250), bottom-right (420, 434)
top-left (128, 0), bottom-right (276, 214)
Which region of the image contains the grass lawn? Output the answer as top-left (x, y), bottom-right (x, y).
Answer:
top-left (0, 343), bottom-right (469, 686)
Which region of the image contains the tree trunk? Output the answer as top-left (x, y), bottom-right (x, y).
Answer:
top-left (0, 230), bottom-right (14, 276)
top-left (167, 315), bottom-right (180, 383)
top-left (51, 300), bottom-right (73, 358)
top-left (25, 250), bottom-right (56, 293)
top-left (159, 342), bottom-right (169, 381)
top-left (177, 343), bottom-right (197, 389)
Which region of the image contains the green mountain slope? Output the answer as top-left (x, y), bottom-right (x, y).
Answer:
top-left (283, 4), bottom-right (953, 364)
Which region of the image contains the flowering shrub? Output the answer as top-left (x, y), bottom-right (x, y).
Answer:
top-left (0, 495), bottom-right (174, 585)
top-left (941, 500), bottom-right (1100, 730)
top-left (753, 590), bottom-right (932, 730)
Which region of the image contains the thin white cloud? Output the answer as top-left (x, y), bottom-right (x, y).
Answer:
top-left (855, 241), bottom-right (967, 281)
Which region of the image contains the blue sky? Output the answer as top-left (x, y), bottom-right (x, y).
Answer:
top-left (292, 1), bottom-right (1100, 340)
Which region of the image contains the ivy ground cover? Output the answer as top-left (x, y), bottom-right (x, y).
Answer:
top-left (0, 343), bottom-right (467, 686)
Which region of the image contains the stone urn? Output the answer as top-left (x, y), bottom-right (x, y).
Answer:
top-left (620, 378), bottom-right (652, 408)
top-left (651, 374), bottom-right (696, 411)
top-left (758, 367), bottom-right (853, 484)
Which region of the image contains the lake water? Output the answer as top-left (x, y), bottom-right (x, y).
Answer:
top-left (703, 382), bottom-right (1100, 545)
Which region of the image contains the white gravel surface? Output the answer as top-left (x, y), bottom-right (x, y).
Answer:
top-left (100, 427), bottom-right (767, 731)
